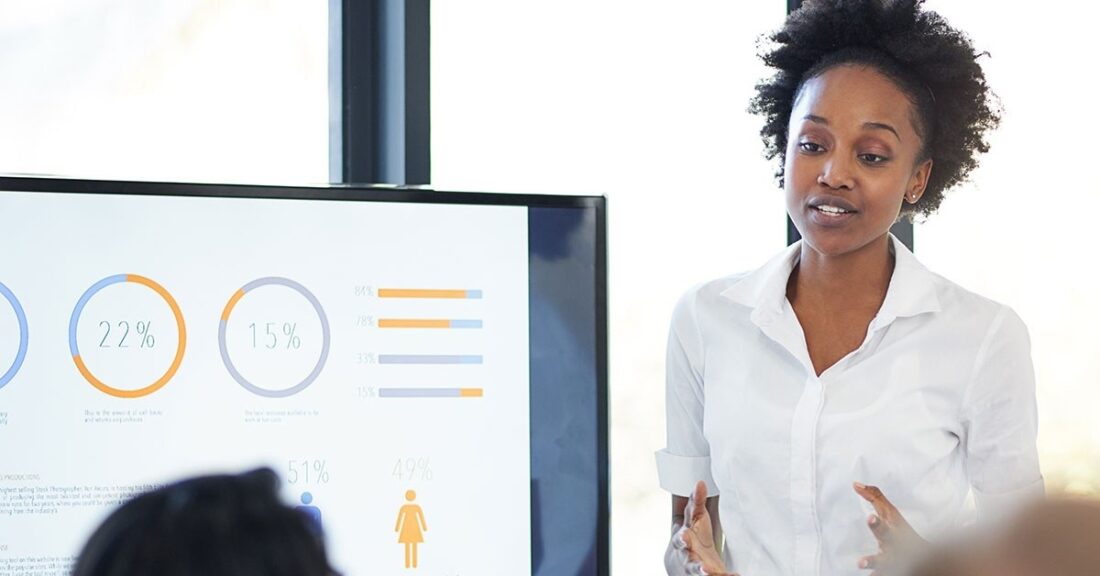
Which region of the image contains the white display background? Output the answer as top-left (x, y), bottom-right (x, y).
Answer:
top-left (0, 191), bottom-right (531, 576)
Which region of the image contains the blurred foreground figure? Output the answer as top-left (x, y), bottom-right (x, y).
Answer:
top-left (73, 468), bottom-right (337, 576)
top-left (911, 499), bottom-right (1100, 576)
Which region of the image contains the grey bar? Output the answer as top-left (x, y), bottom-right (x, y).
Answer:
top-left (379, 388), bottom-right (462, 398)
top-left (379, 355), bottom-right (483, 365)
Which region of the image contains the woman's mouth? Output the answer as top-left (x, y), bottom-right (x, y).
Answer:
top-left (814, 204), bottom-right (854, 216)
top-left (807, 199), bottom-right (859, 227)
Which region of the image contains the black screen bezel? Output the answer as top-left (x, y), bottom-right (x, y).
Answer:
top-left (0, 175), bottom-right (609, 576)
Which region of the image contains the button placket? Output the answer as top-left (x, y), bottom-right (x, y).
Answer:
top-left (790, 374), bottom-right (825, 575)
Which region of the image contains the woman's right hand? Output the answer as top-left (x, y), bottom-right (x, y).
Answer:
top-left (664, 481), bottom-right (738, 576)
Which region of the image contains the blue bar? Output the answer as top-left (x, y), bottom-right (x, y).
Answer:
top-left (379, 355), bottom-right (483, 365)
top-left (449, 319), bottom-right (482, 329)
top-left (465, 290), bottom-right (483, 299)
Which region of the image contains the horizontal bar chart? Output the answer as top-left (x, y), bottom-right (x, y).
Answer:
top-left (378, 319), bottom-right (482, 329)
top-left (378, 387), bottom-right (484, 398)
top-left (378, 288), bottom-right (482, 299)
top-left (379, 354), bottom-right (483, 365)
top-left (375, 288), bottom-right (485, 399)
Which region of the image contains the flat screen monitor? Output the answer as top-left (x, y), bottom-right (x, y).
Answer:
top-left (0, 176), bottom-right (608, 576)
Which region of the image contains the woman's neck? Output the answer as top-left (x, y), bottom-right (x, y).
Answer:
top-left (787, 234), bottom-right (895, 313)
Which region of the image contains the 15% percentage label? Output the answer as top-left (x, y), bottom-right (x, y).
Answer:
top-left (250, 322), bottom-right (303, 350)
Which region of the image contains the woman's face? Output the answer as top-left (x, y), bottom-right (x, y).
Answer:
top-left (785, 64), bottom-right (932, 257)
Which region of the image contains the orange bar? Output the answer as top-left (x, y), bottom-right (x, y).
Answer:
top-left (459, 388), bottom-right (484, 397)
top-left (378, 319), bottom-right (452, 329)
top-left (379, 289), bottom-right (470, 299)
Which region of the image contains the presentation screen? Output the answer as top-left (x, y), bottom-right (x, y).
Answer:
top-left (0, 177), bottom-right (607, 576)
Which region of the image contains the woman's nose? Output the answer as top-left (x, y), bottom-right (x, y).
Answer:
top-left (818, 157), bottom-right (855, 190)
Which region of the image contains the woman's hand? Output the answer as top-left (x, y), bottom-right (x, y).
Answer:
top-left (664, 481), bottom-right (738, 576)
top-left (854, 482), bottom-right (928, 574)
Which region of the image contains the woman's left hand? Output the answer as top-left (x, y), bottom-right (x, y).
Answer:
top-left (853, 482), bottom-right (928, 574)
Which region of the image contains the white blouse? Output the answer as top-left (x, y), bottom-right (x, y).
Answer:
top-left (656, 234), bottom-right (1042, 576)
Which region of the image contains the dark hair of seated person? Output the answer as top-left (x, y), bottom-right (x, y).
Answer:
top-left (72, 468), bottom-right (337, 576)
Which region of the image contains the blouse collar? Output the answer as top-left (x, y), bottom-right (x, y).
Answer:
top-left (720, 233), bottom-right (941, 329)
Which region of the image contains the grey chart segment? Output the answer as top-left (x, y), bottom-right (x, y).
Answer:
top-left (379, 388), bottom-right (483, 398)
top-left (218, 277), bottom-right (330, 398)
top-left (379, 355), bottom-right (483, 365)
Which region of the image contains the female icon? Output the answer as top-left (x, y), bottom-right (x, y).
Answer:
top-left (395, 490), bottom-right (427, 569)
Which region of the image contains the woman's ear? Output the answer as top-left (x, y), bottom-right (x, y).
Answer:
top-left (907, 158), bottom-right (933, 204)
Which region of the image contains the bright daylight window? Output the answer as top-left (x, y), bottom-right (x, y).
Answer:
top-left (433, 2), bottom-right (786, 573)
top-left (919, 0), bottom-right (1100, 496)
top-left (0, 1), bottom-right (328, 184)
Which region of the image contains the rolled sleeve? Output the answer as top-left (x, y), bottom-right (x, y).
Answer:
top-left (656, 288), bottom-right (718, 497)
top-left (973, 476), bottom-right (1044, 520)
top-left (963, 305), bottom-right (1043, 519)
top-left (656, 450), bottom-right (717, 496)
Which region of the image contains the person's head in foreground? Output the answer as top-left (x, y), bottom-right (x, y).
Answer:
top-left (909, 498), bottom-right (1100, 576)
top-left (73, 468), bottom-right (337, 576)
top-left (750, 0), bottom-right (999, 254)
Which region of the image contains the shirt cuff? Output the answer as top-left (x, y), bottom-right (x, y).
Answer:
top-left (655, 449), bottom-right (718, 497)
top-left (974, 476), bottom-right (1044, 521)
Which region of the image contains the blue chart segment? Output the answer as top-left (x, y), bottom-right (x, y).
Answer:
top-left (67, 274), bottom-right (188, 399)
top-left (219, 277), bottom-right (331, 398)
top-left (0, 281), bottom-right (29, 390)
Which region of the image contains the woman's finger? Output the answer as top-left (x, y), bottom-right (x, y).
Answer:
top-left (664, 526), bottom-right (694, 576)
top-left (691, 481), bottom-right (709, 525)
top-left (858, 552), bottom-right (883, 571)
top-left (673, 526), bottom-right (689, 551)
top-left (867, 514), bottom-right (892, 547)
top-left (680, 530), bottom-right (705, 575)
top-left (682, 525), bottom-right (703, 554)
top-left (854, 482), bottom-right (898, 520)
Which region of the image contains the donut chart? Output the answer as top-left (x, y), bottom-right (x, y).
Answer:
top-left (219, 277), bottom-right (330, 398)
top-left (0, 281), bottom-right (29, 391)
top-left (69, 274), bottom-right (187, 398)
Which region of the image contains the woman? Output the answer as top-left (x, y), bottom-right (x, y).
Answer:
top-left (658, 1), bottom-right (1042, 574)
top-left (395, 489), bottom-right (428, 569)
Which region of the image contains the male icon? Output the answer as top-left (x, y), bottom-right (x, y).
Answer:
top-left (395, 490), bottom-right (427, 569)
top-left (296, 492), bottom-right (323, 535)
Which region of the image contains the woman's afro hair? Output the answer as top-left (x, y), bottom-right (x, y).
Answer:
top-left (749, 0), bottom-right (1001, 220)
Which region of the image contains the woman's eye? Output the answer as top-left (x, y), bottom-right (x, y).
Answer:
top-left (799, 142), bottom-right (823, 153)
top-left (859, 153), bottom-right (889, 164)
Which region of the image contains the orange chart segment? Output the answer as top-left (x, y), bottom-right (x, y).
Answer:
top-left (378, 319), bottom-right (482, 329)
top-left (220, 288), bottom-right (247, 321)
top-left (379, 289), bottom-right (482, 299)
top-left (68, 274), bottom-right (187, 398)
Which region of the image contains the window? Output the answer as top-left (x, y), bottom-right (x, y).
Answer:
top-left (918, 0), bottom-right (1100, 495)
top-left (0, 1), bottom-right (328, 184)
top-left (433, 3), bottom-right (786, 572)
